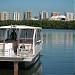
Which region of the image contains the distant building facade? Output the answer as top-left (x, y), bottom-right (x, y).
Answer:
top-left (0, 12), bottom-right (10, 21)
top-left (13, 12), bottom-right (20, 20)
top-left (51, 12), bottom-right (60, 17)
top-left (39, 11), bottom-right (48, 20)
top-left (24, 11), bottom-right (32, 20)
top-left (65, 12), bottom-right (74, 21)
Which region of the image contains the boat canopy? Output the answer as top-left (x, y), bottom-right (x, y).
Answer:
top-left (0, 24), bottom-right (42, 59)
top-left (0, 25), bottom-right (42, 29)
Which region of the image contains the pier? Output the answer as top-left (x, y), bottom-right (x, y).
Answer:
top-left (14, 61), bottom-right (18, 75)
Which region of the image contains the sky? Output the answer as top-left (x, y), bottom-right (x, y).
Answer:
top-left (0, 0), bottom-right (74, 19)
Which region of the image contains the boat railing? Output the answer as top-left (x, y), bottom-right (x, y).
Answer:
top-left (0, 43), bottom-right (33, 57)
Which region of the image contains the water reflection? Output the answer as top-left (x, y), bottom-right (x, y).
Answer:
top-left (44, 30), bottom-right (73, 46)
top-left (41, 29), bottom-right (75, 75)
top-left (51, 33), bottom-right (73, 46)
top-left (19, 59), bottom-right (42, 75)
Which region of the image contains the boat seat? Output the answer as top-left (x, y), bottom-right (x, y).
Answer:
top-left (5, 40), bottom-right (18, 54)
top-left (0, 43), bottom-right (4, 50)
top-left (5, 43), bottom-right (15, 56)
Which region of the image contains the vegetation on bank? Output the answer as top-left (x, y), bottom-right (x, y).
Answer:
top-left (0, 20), bottom-right (75, 29)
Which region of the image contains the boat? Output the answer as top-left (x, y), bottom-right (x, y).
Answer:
top-left (0, 25), bottom-right (43, 68)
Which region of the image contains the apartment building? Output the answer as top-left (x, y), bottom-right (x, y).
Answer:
top-left (39, 11), bottom-right (48, 20)
top-left (13, 12), bottom-right (20, 20)
top-left (0, 12), bottom-right (10, 21)
top-left (24, 11), bottom-right (32, 20)
top-left (65, 12), bottom-right (74, 21)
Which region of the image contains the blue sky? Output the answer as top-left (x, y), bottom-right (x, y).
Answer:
top-left (0, 0), bottom-right (74, 19)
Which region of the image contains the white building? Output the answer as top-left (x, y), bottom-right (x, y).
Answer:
top-left (65, 12), bottom-right (74, 21)
top-left (39, 11), bottom-right (48, 20)
top-left (51, 12), bottom-right (60, 17)
top-left (30, 18), bottom-right (39, 20)
top-left (13, 12), bottom-right (20, 20)
top-left (50, 15), bottom-right (66, 20)
top-left (0, 12), bottom-right (10, 21)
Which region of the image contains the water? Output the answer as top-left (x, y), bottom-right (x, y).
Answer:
top-left (0, 29), bottom-right (75, 75)
top-left (40, 29), bottom-right (75, 75)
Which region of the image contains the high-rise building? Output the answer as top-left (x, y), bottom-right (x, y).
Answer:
top-left (0, 12), bottom-right (10, 21)
top-left (13, 12), bottom-right (20, 20)
top-left (39, 11), bottom-right (48, 20)
top-left (24, 11), bottom-right (32, 20)
top-left (51, 12), bottom-right (60, 17)
top-left (65, 12), bottom-right (74, 20)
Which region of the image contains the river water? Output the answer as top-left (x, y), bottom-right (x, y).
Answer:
top-left (0, 29), bottom-right (75, 75)
top-left (40, 29), bottom-right (75, 75)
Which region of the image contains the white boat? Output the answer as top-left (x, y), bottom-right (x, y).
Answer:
top-left (0, 25), bottom-right (43, 67)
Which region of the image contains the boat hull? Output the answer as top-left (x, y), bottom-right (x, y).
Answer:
top-left (0, 53), bottom-right (40, 70)
top-left (19, 53), bottom-right (40, 69)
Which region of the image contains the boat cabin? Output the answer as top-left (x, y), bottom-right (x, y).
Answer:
top-left (0, 25), bottom-right (42, 59)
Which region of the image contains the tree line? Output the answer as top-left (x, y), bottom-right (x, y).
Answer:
top-left (0, 20), bottom-right (75, 29)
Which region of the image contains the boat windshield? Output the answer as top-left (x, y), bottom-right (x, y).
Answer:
top-left (20, 29), bottom-right (34, 43)
top-left (35, 29), bottom-right (41, 44)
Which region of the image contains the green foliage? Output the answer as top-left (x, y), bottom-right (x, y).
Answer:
top-left (0, 20), bottom-right (75, 29)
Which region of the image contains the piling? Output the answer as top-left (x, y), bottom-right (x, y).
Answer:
top-left (14, 61), bottom-right (18, 75)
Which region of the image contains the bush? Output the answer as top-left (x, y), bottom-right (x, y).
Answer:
top-left (0, 20), bottom-right (75, 29)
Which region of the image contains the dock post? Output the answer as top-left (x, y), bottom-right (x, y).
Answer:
top-left (14, 61), bottom-right (18, 75)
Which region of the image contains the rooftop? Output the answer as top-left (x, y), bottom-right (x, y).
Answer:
top-left (0, 25), bottom-right (42, 29)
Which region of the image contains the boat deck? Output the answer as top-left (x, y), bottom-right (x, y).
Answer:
top-left (0, 56), bottom-right (24, 61)
top-left (0, 48), bottom-right (33, 62)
